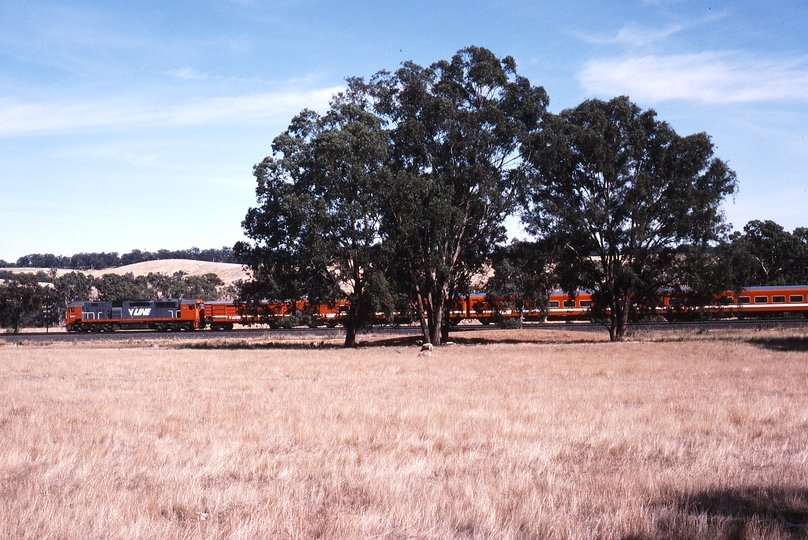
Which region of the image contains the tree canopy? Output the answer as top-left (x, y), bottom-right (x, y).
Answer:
top-left (235, 51), bottom-right (757, 344)
top-left (521, 96), bottom-right (737, 341)
top-left (0, 273), bottom-right (42, 333)
top-left (359, 46), bottom-right (548, 345)
top-left (236, 94), bottom-right (394, 347)
top-left (238, 46), bottom-right (548, 346)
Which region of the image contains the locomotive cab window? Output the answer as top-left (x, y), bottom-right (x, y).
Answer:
top-left (754, 296), bottom-right (768, 304)
top-left (772, 295), bottom-right (786, 303)
top-left (790, 295), bottom-right (804, 303)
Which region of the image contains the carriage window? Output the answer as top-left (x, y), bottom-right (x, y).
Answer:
top-left (563, 300), bottom-right (575, 308)
top-left (790, 295), bottom-right (804, 303)
top-left (580, 300), bottom-right (592, 307)
top-left (739, 296), bottom-right (751, 304)
top-left (548, 301), bottom-right (559, 308)
top-left (772, 295), bottom-right (786, 303)
top-left (754, 296), bottom-right (768, 304)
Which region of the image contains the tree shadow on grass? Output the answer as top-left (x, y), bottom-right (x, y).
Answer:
top-left (749, 337), bottom-right (808, 352)
top-left (626, 486), bottom-right (808, 540)
top-left (367, 334), bottom-right (601, 347)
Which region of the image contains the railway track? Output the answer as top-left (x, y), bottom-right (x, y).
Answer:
top-left (3, 317), bottom-right (807, 345)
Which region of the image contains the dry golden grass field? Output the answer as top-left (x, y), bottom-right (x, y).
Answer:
top-left (1, 328), bottom-right (808, 539)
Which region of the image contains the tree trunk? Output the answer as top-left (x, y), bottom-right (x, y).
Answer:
top-left (343, 304), bottom-right (358, 347)
top-left (609, 296), bottom-right (631, 341)
top-left (343, 266), bottom-right (364, 348)
top-left (429, 292), bottom-right (446, 346)
top-left (440, 309), bottom-right (449, 343)
top-left (414, 293), bottom-right (430, 344)
top-left (430, 317), bottom-right (443, 346)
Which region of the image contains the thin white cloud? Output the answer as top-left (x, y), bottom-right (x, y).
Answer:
top-left (574, 10), bottom-right (728, 48)
top-left (166, 68), bottom-right (210, 80)
top-left (579, 53), bottom-right (808, 104)
top-left (577, 23), bottom-right (684, 47)
top-left (0, 87), bottom-right (342, 136)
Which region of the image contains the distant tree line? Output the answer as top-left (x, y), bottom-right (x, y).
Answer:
top-left (0, 270), bottom-right (235, 333)
top-left (723, 220), bottom-right (808, 286)
top-left (4, 246), bottom-right (238, 270)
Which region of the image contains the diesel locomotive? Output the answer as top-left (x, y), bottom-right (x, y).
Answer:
top-left (66, 299), bottom-right (206, 332)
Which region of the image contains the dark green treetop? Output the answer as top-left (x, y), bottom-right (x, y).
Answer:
top-left (236, 93), bottom-right (394, 347)
top-left (359, 46), bottom-right (548, 345)
top-left (522, 96), bottom-right (737, 341)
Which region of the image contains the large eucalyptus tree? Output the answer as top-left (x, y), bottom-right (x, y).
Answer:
top-left (522, 96), bottom-right (737, 341)
top-left (360, 46), bottom-right (548, 345)
top-left (236, 92), bottom-right (393, 347)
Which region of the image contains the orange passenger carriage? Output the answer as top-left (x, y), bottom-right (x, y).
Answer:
top-left (710, 286), bottom-right (808, 319)
top-left (658, 285), bottom-right (808, 320)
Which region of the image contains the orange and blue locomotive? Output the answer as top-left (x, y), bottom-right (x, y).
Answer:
top-left (65, 299), bottom-right (205, 332)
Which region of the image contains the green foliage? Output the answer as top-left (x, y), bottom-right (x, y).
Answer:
top-left (93, 271), bottom-right (227, 302)
top-left (361, 46), bottom-right (548, 345)
top-left (95, 273), bottom-right (147, 301)
top-left (54, 272), bottom-right (95, 306)
top-left (277, 310), bottom-right (314, 329)
top-left (522, 96), bottom-right (737, 341)
top-left (184, 273), bottom-right (225, 300)
top-left (487, 240), bottom-right (553, 323)
top-left (37, 287), bottom-right (62, 329)
top-left (0, 273), bottom-right (43, 333)
top-left (494, 314), bottom-right (523, 329)
top-left (237, 91), bottom-right (394, 347)
top-left (726, 220), bottom-right (808, 286)
top-left (239, 47), bottom-right (547, 346)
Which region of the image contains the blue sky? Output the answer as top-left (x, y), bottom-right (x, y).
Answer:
top-left (1, 0), bottom-right (807, 262)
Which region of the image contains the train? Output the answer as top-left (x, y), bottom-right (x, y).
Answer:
top-left (65, 299), bottom-right (206, 333)
top-left (64, 284), bottom-right (808, 333)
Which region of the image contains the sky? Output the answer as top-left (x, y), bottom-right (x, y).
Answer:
top-left (1, 0), bottom-right (807, 263)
